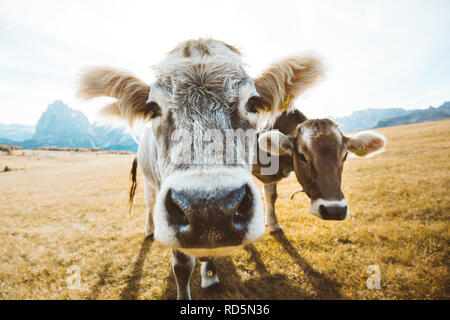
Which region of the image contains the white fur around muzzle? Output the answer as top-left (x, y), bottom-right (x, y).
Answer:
top-left (310, 198), bottom-right (349, 220)
top-left (153, 167), bottom-right (265, 255)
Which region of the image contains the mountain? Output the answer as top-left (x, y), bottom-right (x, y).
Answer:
top-left (1, 100), bottom-right (138, 151)
top-left (375, 102), bottom-right (450, 128)
top-left (89, 125), bottom-right (138, 152)
top-left (330, 108), bottom-right (409, 132)
top-left (330, 101), bottom-right (450, 132)
top-left (0, 137), bottom-right (18, 145)
top-left (26, 100), bottom-right (94, 148)
top-left (0, 124), bottom-right (35, 141)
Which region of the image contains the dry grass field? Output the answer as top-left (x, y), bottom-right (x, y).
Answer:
top-left (0, 120), bottom-right (448, 300)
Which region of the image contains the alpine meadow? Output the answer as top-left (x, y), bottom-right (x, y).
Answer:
top-left (0, 120), bottom-right (448, 300)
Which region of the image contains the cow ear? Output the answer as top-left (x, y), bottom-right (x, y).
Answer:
top-left (77, 66), bottom-right (151, 127)
top-left (254, 54), bottom-right (325, 113)
top-left (345, 131), bottom-right (386, 157)
top-left (258, 130), bottom-right (294, 155)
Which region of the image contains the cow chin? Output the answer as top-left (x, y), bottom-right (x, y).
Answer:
top-left (153, 167), bottom-right (265, 251)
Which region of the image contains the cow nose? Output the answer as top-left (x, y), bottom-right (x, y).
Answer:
top-left (319, 204), bottom-right (348, 220)
top-left (164, 185), bottom-right (254, 247)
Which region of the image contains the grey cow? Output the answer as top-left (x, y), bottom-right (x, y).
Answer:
top-left (78, 39), bottom-right (324, 299)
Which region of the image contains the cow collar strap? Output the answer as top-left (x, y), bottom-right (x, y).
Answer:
top-left (290, 189), bottom-right (304, 200)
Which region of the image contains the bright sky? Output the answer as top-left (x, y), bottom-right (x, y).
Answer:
top-left (1, 0), bottom-right (449, 125)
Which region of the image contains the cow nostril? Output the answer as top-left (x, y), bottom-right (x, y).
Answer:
top-left (319, 204), bottom-right (347, 220)
top-left (233, 185), bottom-right (253, 230)
top-left (165, 189), bottom-right (189, 232)
top-left (319, 204), bottom-right (327, 218)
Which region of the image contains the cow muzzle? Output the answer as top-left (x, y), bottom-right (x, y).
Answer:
top-left (310, 199), bottom-right (349, 221)
top-left (153, 168), bottom-right (264, 256)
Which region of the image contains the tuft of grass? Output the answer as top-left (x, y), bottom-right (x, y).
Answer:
top-left (0, 120), bottom-right (448, 299)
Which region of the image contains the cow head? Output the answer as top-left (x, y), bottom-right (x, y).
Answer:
top-left (78, 39), bottom-right (324, 255)
top-left (258, 119), bottom-right (386, 220)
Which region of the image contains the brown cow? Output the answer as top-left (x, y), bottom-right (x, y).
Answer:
top-left (253, 108), bottom-right (387, 232)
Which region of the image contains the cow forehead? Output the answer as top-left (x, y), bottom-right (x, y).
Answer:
top-left (154, 65), bottom-right (252, 128)
top-left (298, 120), bottom-right (343, 152)
top-left (171, 63), bottom-right (248, 101)
top-left (150, 39), bottom-right (256, 150)
top-left (154, 51), bottom-right (250, 108)
top-left (149, 40), bottom-right (255, 131)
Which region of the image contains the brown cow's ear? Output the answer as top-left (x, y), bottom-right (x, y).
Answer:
top-left (258, 130), bottom-right (294, 155)
top-left (346, 131), bottom-right (387, 157)
top-left (254, 54), bottom-right (325, 113)
top-left (77, 66), bottom-right (151, 127)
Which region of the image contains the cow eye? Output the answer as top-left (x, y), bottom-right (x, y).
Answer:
top-left (245, 96), bottom-right (263, 113)
top-left (144, 101), bottom-right (161, 119)
top-left (298, 152), bottom-right (308, 163)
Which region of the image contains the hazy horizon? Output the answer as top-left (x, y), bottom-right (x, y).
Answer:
top-left (1, 0), bottom-right (449, 125)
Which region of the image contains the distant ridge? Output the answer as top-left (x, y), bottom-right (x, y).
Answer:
top-left (330, 101), bottom-right (450, 132)
top-left (375, 102), bottom-right (450, 129)
top-left (0, 123), bottom-right (35, 141)
top-left (0, 101), bottom-right (138, 152)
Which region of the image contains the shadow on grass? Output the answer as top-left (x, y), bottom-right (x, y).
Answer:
top-left (87, 262), bottom-right (112, 300)
top-left (160, 255), bottom-right (247, 300)
top-left (159, 239), bottom-right (338, 299)
top-left (272, 231), bottom-right (343, 299)
top-left (160, 255), bottom-right (254, 300)
top-left (119, 236), bottom-right (154, 300)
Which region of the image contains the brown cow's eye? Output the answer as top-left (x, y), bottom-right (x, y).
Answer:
top-left (298, 152), bottom-right (308, 163)
top-left (144, 101), bottom-right (161, 119)
top-left (245, 96), bottom-right (263, 113)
